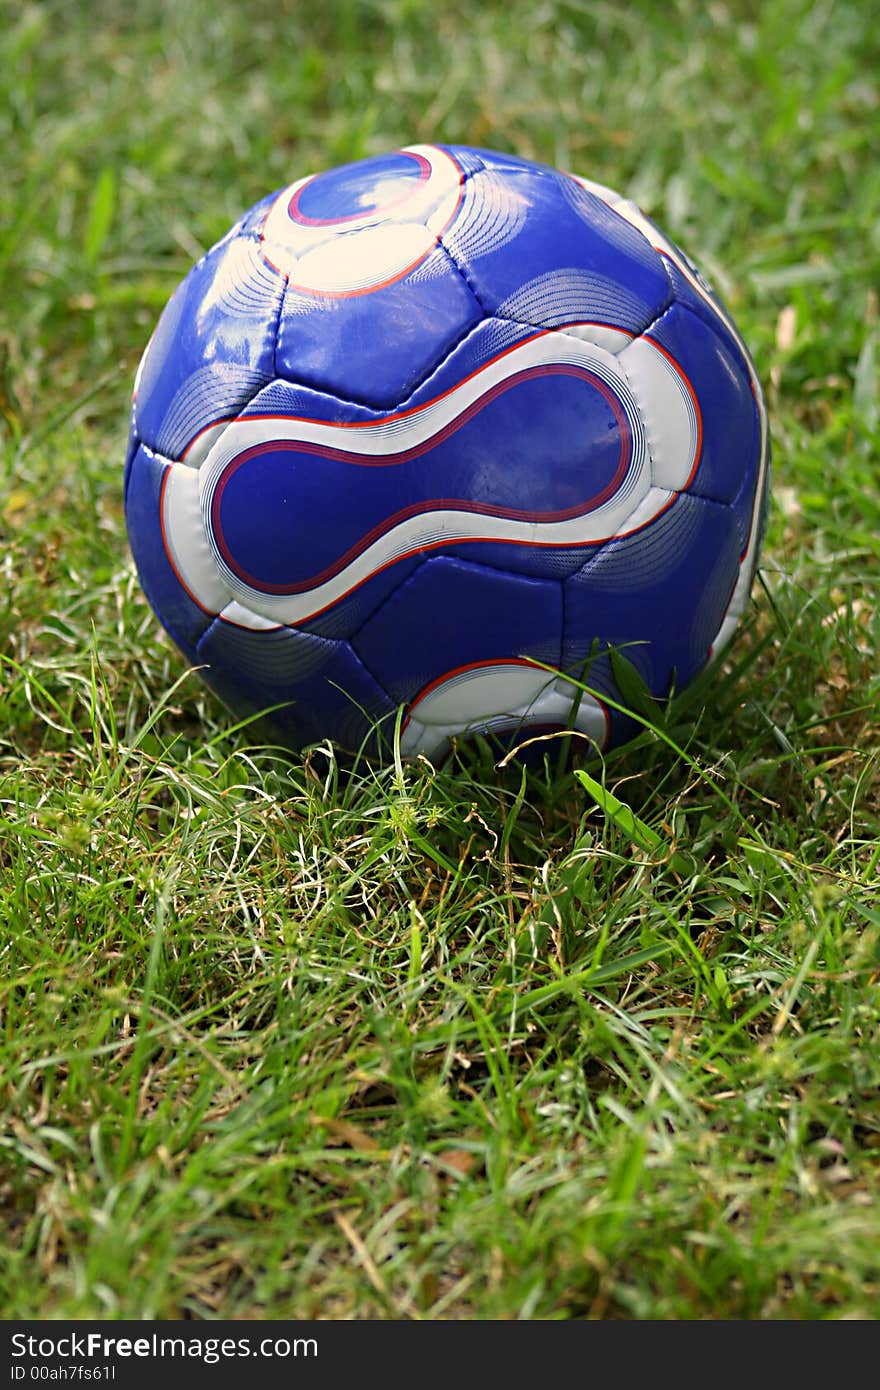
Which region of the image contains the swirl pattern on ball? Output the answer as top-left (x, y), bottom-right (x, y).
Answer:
top-left (124, 144), bottom-right (769, 760)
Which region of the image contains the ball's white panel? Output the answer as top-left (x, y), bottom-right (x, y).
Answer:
top-left (399, 663), bottom-right (608, 758)
top-left (262, 172), bottom-right (310, 249)
top-left (199, 330), bottom-right (655, 625)
top-left (291, 222), bottom-right (436, 295)
top-left (260, 145), bottom-right (462, 286)
top-left (218, 600), bottom-right (284, 632)
top-left (708, 549), bottom-right (759, 664)
top-left (617, 336), bottom-right (700, 489)
top-left (728, 559), bottom-right (758, 622)
top-left (708, 610), bottom-right (741, 661)
top-left (610, 484), bottom-right (677, 538)
top-left (556, 322), bottom-right (633, 354)
top-left (412, 662), bottom-right (553, 725)
top-left (398, 715), bottom-right (432, 757)
top-left (160, 462), bottom-right (231, 615)
top-left (183, 421), bottom-right (227, 468)
top-left (570, 173), bottom-right (627, 207)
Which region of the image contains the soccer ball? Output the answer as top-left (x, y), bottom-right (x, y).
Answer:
top-left (124, 145), bottom-right (769, 762)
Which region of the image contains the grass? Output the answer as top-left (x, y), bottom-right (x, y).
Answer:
top-left (1, 0), bottom-right (878, 1320)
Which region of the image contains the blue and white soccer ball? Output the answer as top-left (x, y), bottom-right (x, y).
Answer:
top-left (124, 145), bottom-right (769, 761)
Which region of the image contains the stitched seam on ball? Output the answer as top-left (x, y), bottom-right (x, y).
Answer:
top-left (137, 440), bottom-right (176, 466)
top-left (391, 311), bottom-right (492, 414)
top-left (271, 268), bottom-right (291, 382)
top-left (488, 290), bottom-right (677, 356)
top-left (435, 224), bottom-right (493, 317)
top-left (186, 267), bottom-right (676, 430)
top-left (263, 167), bottom-right (491, 415)
top-left (633, 298), bottom-right (764, 511)
top-left (657, 241), bottom-right (677, 306)
top-left (123, 423), bottom-right (141, 511)
top-left (135, 304), bottom-right (290, 467)
top-left (348, 554), bottom-right (567, 654)
top-left (203, 603), bottom-right (421, 726)
top-left (603, 328), bottom-right (656, 496)
top-left (341, 556), bottom-right (431, 648)
top-left (345, 645), bottom-right (405, 714)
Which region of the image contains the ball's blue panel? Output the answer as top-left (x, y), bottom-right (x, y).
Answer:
top-left (124, 444), bottom-right (215, 657)
top-left (563, 491), bottom-right (740, 699)
top-left (434, 538), bottom-right (595, 581)
top-left (273, 247), bottom-right (483, 410)
top-left (440, 162), bottom-right (672, 337)
top-left (233, 329), bottom-right (620, 586)
top-left (134, 236), bottom-right (285, 459)
top-left (238, 376), bottom-right (386, 426)
top-left (441, 146), bottom-right (488, 177)
top-left (660, 255), bottom-right (756, 378)
top-left (657, 268), bottom-right (770, 561)
top-left (194, 619), bottom-right (396, 753)
top-left (291, 149), bottom-right (434, 222)
top-left (352, 555), bottom-right (562, 705)
top-left (396, 315), bottom-right (535, 409)
top-left (456, 147), bottom-right (559, 177)
top-left (726, 431), bottom-right (768, 562)
top-left (295, 553), bottom-right (426, 641)
top-left (376, 315), bottom-right (614, 581)
top-left (122, 418), bottom-right (140, 508)
top-left (645, 302), bottom-right (760, 507)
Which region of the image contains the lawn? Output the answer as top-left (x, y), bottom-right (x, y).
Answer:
top-left (1, 0), bottom-right (878, 1320)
